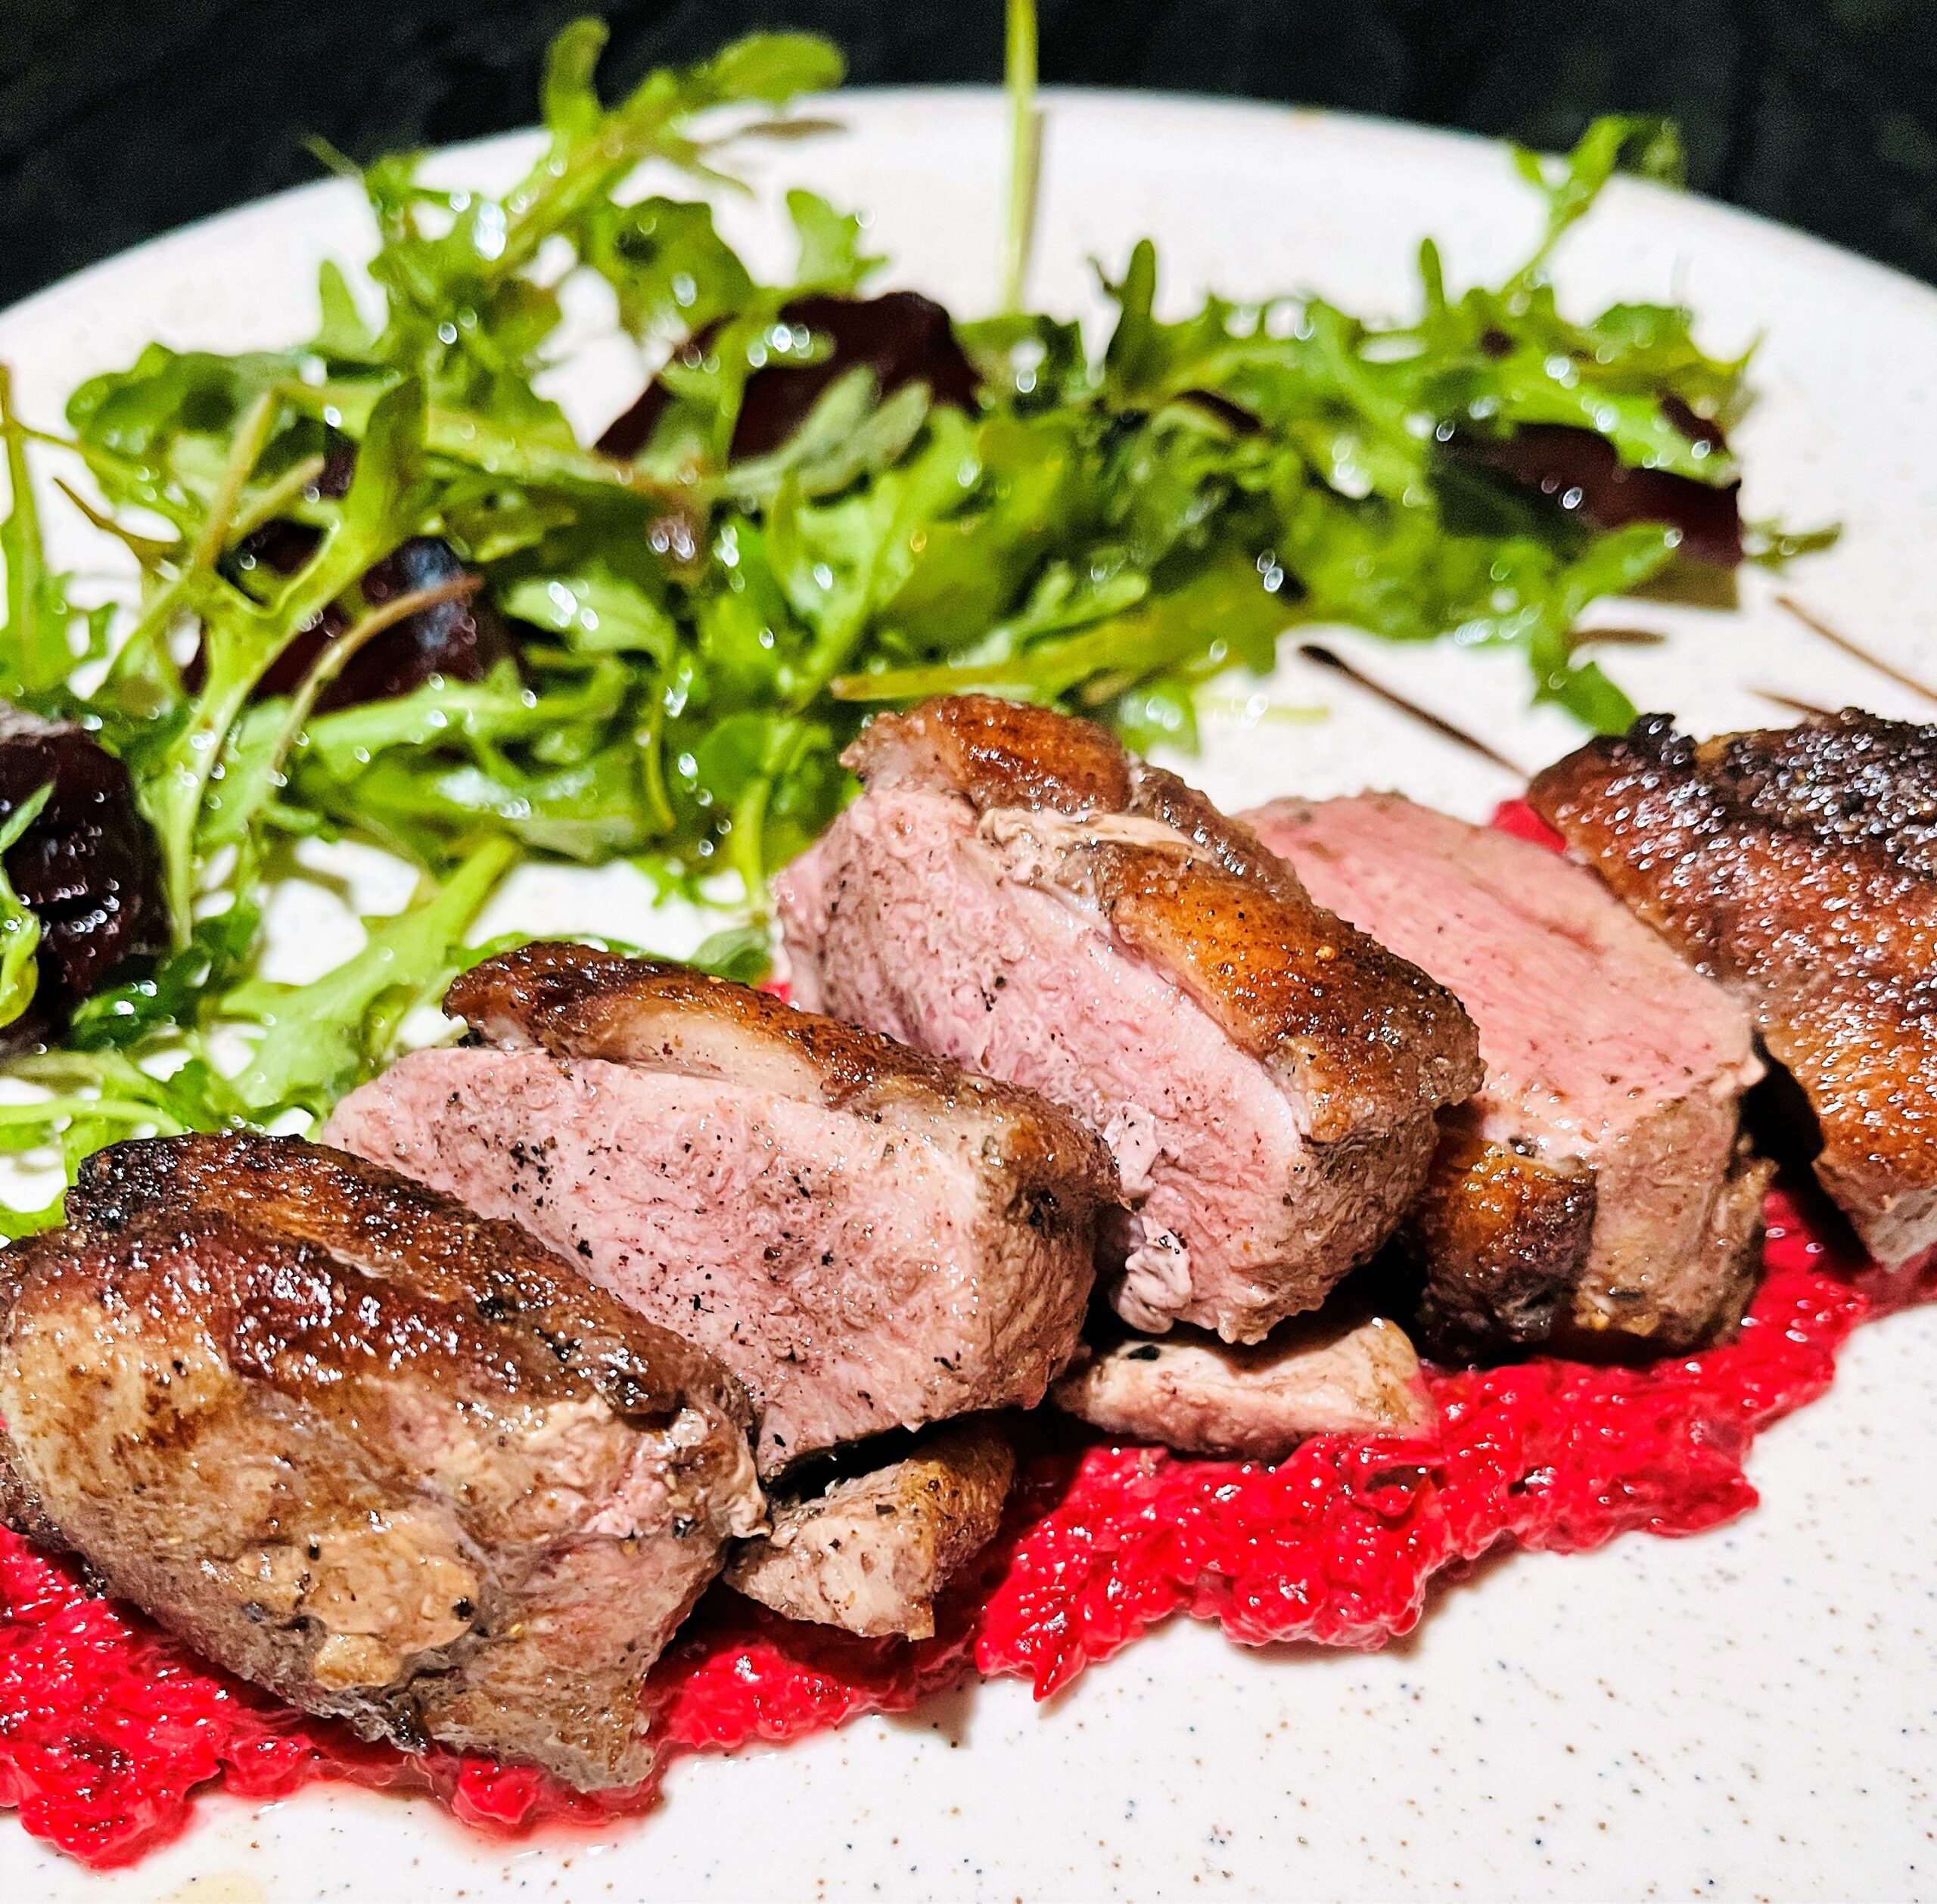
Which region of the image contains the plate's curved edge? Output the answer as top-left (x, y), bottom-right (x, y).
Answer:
top-left (8, 88), bottom-right (1935, 346)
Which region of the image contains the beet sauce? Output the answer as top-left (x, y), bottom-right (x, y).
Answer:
top-left (2, 804), bottom-right (1926, 1868)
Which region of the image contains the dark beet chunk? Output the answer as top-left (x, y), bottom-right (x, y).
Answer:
top-left (250, 538), bottom-right (512, 711)
top-left (597, 291), bottom-right (981, 464)
top-left (1453, 410), bottom-right (1743, 567)
top-left (0, 707), bottom-right (167, 1040)
top-left (207, 530), bottom-right (512, 713)
top-left (730, 293), bottom-right (980, 458)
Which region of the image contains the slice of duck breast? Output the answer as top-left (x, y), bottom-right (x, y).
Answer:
top-left (1248, 794), bottom-right (1768, 1351)
top-left (325, 943), bottom-right (1115, 1477)
top-left (1531, 710), bottom-right (1937, 1266)
top-left (723, 1420), bottom-right (1014, 1639)
top-left (2, 1133), bottom-right (760, 1791)
top-left (1050, 1311), bottom-right (1435, 1458)
top-left (774, 696), bottom-right (1483, 1345)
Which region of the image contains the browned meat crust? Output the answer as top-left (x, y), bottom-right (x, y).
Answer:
top-left (1399, 1128), bottom-right (1599, 1356)
top-left (1049, 1312), bottom-right (1435, 1458)
top-left (723, 1421), bottom-right (1014, 1640)
top-left (69, 1130), bottom-right (751, 1430)
top-left (1702, 707), bottom-right (1937, 876)
top-left (2, 1134), bottom-right (761, 1790)
top-left (1531, 713), bottom-right (1937, 1263)
top-left (848, 699), bottom-right (1484, 1145)
top-left (846, 689), bottom-right (1136, 816)
top-left (446, 940), bottom-right (1117, 1205)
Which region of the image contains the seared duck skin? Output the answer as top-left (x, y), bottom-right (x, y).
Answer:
top-left (0, 1132), bottom-right (761, 1791)
top-left (1531, 710), bottom-right (1937, 1266)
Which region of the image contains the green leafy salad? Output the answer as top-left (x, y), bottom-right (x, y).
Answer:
top-left (0, 14), bottom-right (1822, 1225)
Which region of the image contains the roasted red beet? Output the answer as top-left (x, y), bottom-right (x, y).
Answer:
top-left (597, 291), bottom-right (981, 464)
top-left (196, 443), bottom-right (508, 710)
top-left (1453, 399), bottom-right (1743, 567)
top-left (253, 538), bottom-right (511, 711)
top-left (0, 707), bottom-right (167, 1039)
top-left (207, 531), bottom-right (512, 713)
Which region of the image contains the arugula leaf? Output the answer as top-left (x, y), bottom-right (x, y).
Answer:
top-left (0, 32), bottom-right (1836, 1237)
top-left (352, 22), bottom-right (842, 396)
top-left (1512, 116), bottom-right (1686, 281)
top-left (788, 190), bottom-right (885, 294)
top-left (0, 369), bottom-right (76, 707)
top-left (499, 565), bottom-right (679, 660)
top-left (584, 197), bottom-right (757, 343)
top-left (224, 836), bottom-right (515, 1118)
top-left (689, 923), bottom-right (775, 985)
top-left (68, 900), bottom-right (263, 1051)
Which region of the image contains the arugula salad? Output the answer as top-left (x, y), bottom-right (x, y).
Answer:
top-left (0, 14), bottom-right (1820, 1225)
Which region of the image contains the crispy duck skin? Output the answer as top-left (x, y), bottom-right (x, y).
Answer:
top-left (329, 943), bottom-right (1116, 1476)
top-left (2, 1133), bottom-right (762, 1791)
top-left (723, 1421), bottom-right (1014, 1641)
top-left (1531, 711), bottom-right (1937, 1265)
top-left (776, 696), bottom-right (1483, 1344)
top-left (1701, 707), bottom-right (1937, 876)
top-left (443, 940), bottom-right (1118, 1188)
top-left (1398, 1128), bottom-right (1599, 1354)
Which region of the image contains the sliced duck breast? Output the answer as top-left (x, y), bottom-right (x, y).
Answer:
top-left (774, 695), bottom-right (1483, 1344)
top-left (1531, 710), bottom-right (1937, 1266)
top-left (325, 943), bottom-right (1115, 1476)
top-left (1248, 794), bottom-right (1768, 1352)
top-left (2, 1132), bottom-right (760, 1791)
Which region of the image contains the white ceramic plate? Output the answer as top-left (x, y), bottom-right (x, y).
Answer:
top-left (5, 89), bottom-right (1937, 1904)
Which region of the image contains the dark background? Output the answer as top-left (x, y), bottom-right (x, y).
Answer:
top-left (4, 1), bottom-right (1935, 310)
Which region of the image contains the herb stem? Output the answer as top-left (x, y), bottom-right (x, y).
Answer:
top-left (1776, 594), bottom-right (1937, 710)
top-left (1001, 0), bottom-right (1042, 315)
top-left (229, 453), bottom-right (329, 550)
top-left (729, 772), bottom-right (775, 915)
top-left (51, 478), bottom-right (178, 569)
top-left (188, 393), bottom-right (281, 577)
top-left (0, 363), bottom-right (71, 699)
top-left (0, 1096), bottom-right (190, 1132)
